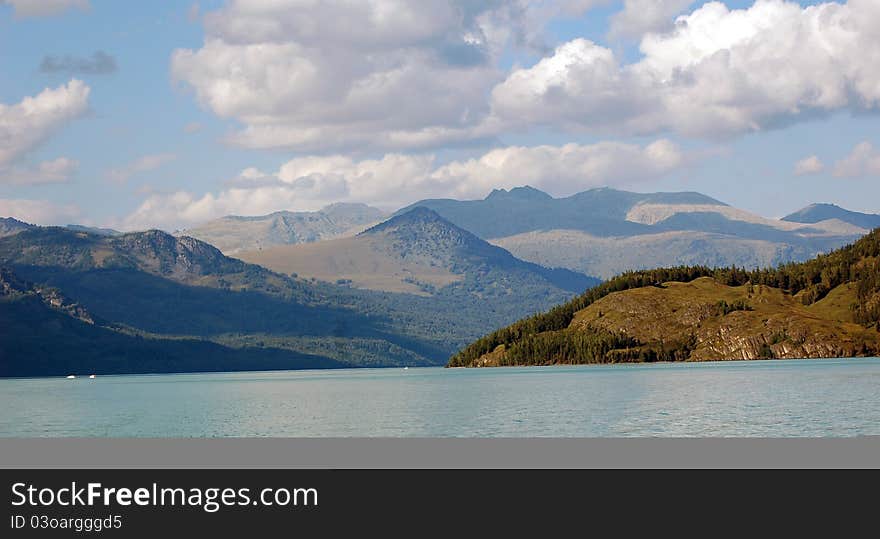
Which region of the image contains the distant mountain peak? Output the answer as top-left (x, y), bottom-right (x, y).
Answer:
top-left (783, 203), bottom-right (880, 230)
top-left (181, 203), bottom-right (387, 254)
top-left (0, 217), bottom-right (35, 238)
top-left (485, 185), bottom-right (552, 201)
top-left (244, 205), bottom-right (599, 296)
top-left (360, 206), bottom-right (461, 236)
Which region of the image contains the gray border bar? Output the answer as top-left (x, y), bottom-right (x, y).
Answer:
top-left (2, 438), bottom-right (879, 469)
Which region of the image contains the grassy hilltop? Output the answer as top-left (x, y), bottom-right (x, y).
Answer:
top-left (449, 229), bottom-right (880, 367)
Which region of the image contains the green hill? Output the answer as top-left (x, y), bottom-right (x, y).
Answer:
top-left (449, 229), bottom-right (880, 367)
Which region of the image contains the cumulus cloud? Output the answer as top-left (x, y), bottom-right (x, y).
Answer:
top-left (122, 139), bottom-right (684, 230)
top-left (490, 0), bottom-right (880, 139)
top-left (169, 1), bottom-right (880, 148)
top-left (0, 198), bottom-right (81, 225)
top-left (170, 0), bottom-right (607, 152)
top-left (0, 80), bottom-right (90, 168)
top-left (40, 51), bottom-right (117, 75)
top-left (0, 157), bottom-right (78, 186)
top-left (833, 141), bottom-right (880, 178)
top-left (2, 0), bottom-right (88, 17)
top-left (432, 139), bottom-right (684, 197)
top-left (105, 153), bottom-right (177, 184)
top-left (794, 155), bottom-right (824, 176)
top-left (608, 0), bottom-right (695, 40)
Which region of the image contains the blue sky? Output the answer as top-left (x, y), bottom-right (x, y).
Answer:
top-left (1, 0), bottom-right (878, 229)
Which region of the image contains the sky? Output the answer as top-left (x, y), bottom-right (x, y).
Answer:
top-left (1, 0), bottom-right (879, 231)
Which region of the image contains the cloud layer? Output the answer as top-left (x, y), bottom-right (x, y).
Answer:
top-left (0, 80), bottom-right (90, 168)
top-left (170, 0), bottom-right (614, 152)
top-left (171, 1), bottom-right (880, 151)
top-left (0, 157), bottom-right (78, 186)
top-left (123, 139), bottom-right (684, 230)
top-left (0, 81), bottom-right (89, 188)
top-left (794, 155), bottom-right (824, 176)
top-left (834, 141), bottom-right (880, 178)
top-left (608, 0), bottom-right (695, 40)
top-left (2, 0), bottom-right (88, 17)
top-left (491, 0), bottom-right (880, 139)
top-left (0, 198), bottom-right (81, 225)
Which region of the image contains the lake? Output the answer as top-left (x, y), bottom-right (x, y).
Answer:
top-left (1, 358), bottom-right (879, 437)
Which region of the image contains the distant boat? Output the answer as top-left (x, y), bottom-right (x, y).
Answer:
top-left (403, 367), bottom-right (409, 370)
top-left (89, 374), bottom-right (96, 379)
top-left (66, 375), bottom-right (76, 379)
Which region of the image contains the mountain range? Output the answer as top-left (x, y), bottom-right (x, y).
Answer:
top-left (398, 187), bottom-right (871, 279)
top-left (1, 218), bottom-right (121, 238)
top-left (179, 203), bottom-right (387, 254)
top-left (238, 207), bottom-right (594, 295)
top-left (1, 186), bottom-right (878, 376)
top-left (170, 187), bottom-right (877, 282)
top-left (0, 209), bottom-right (595, 376)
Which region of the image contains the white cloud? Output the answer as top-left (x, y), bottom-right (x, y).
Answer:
top-left (0, 157), bottom-right (78, 186)
top-left (432, 139), bottom-right (684, 198)
top-left (833, 141), bottom-right (880, 178)
top-left (0, 80), bottom-right (90, 168)
top-left (609, 0), bottom-right (695, 40)
top-left (105, 153), bottom-right (177, 184)
top-left (490, 0), bottom-right (880, 139)
top-left (0, 198), bottom-right (81, 225)
top-left (169, 1), bottom-right (880, 148)
top-left (2, 0), bottom-right (88, 17)
top-left (170, 1), bottom-right (608, 152)
top-left (122, 139), bottom-right (685, 230)
top-left (794, 155), bottom-right (824, 176)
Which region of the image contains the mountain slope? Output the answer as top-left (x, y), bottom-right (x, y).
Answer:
top-left (0, 217), bottom-right (33, 238)
top-left (237, 209), bottom-right (599, 346)
top-left (0, 266), bottom-right (341, 377)
top-left (0, 227), bottom-right (454, 374)
top-left (66, 224), bottom-right (121, 236)
top-left (450, 230), bottom-right (880, 367)
top-left (179, 203), bottom-right (387, 254)
top-left (238, 207), bottom-right (598, 295)
top-left (0, 223), bottom-right (596, 376)
top-left (783, 203), bottom-right (880, 230)
top-left (398, 187), bottom-right (867, 279)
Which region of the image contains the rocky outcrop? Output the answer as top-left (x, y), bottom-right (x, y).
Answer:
top-left (1, 266), bottom-right (95, 324)
top-left (468, 277), bottom-right (879, 366)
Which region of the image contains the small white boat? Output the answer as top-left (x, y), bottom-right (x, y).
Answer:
top-left (89, 374), bottom-right (96, 379)
top-left (403, 366), bottom-right (409, 370)
top-left (66, 375), bottom-right (76, 379)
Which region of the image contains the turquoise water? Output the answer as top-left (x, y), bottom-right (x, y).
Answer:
top-left (1, 358), bottom-right (879, 437)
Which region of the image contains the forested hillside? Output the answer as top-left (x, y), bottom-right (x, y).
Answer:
top-left (449, 229), bottom-right (880, 367)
